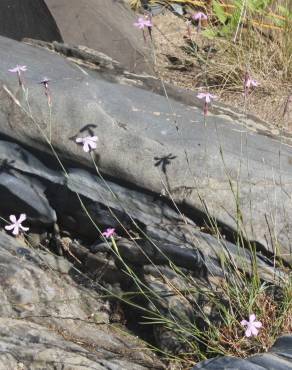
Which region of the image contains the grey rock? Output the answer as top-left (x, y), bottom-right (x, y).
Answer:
top-left (0, 0), bottom-right (62, 43)
top-left (0, 318), bottom-right (158, 370)
top-left (0, 230), bottom-right (163, 369)
top-left (193, 335), bottom-right (292, 369)
top-left (193, 356), bottom-right (266, 369)
top-left (45, 0), bottom-right (154, 74)
top-left (271, 334), bottom-right (292, 355)
top-left (0, 170), bottom-right (56, 225)
top-left (0, 139), bottom-right (279, 283)
top-left (0, 138), bottom-right (283, 358)
top-left (0, 36), bottom-right (291, 264)
top-left (0, 140), bottom-right (63, 184)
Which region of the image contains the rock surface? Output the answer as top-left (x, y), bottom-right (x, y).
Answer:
top-left (0, 34), bottom-right (292, 369)
top-left (0, 0), bottom-right (62, 42)
top-left (45, 0), bottom-right (153, 74)
top-left (0, 36), bottom-right (292, 263)
top-left (193, 335), bottom-right (292, 369)
top-left (0, 230), bottom-right (163, 369)
top-left (0, 121), bottom-right (284, 364)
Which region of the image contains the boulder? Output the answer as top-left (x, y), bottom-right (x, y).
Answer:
top-left (0, 139), bottom-right (280, 283)
top-left (0, 36), bottom-right (292, 264)
top-left (193, 335), bottom-right (292, 369)
top-left (0, 230), bottom-right (163, 369)
top-left (44, 0), bottom-right (153, 74)
top-left (0, 137), bottom-right (284, 357)
top-left (0, 0), bottom-right (62, 42)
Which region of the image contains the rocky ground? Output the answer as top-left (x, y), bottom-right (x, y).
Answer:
top-left (0, 1), bottom-right (292, 369)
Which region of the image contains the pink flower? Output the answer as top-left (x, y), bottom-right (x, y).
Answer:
top-left (197, 92), bottom-right (217, 116)
top-left (192, 12), bottom-right (208, 21)
top-left (192, 12), bottom-right (207, 32)
top-left (5, 214), bottom-right (29, 236)
top-left (134, 16), bottom-right (153, 29)
top-left (241, 314), bottom-right (262, 337)
top-left (76, 136), bottom-right (98, 152)
top-left (102, 228), bottom-right (115, 238)
top-left (244, 73), bottom-right (258, 96)
top-left (8, 65), bottom-right (27, 87)
top-left (39, 77), bottom-right (51, 105)
top-left (39, 77), bottom-right (50, 89)
top-left (197, 92), bottom-right (217, 103)
top-left (245, 78), bottom-right (258, 89)
top-left (8, 65), bottom-right (27, 74)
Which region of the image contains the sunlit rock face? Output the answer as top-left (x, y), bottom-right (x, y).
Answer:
top-left (45, 0), bottom-right (153, 74)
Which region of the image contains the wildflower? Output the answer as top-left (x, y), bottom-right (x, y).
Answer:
top-left (39, 77), bottom-right (50, 89)
top-left (39, 77), bottom-right (52, 105)
top-left (75, 135), bottom-right (98, 152)
top-left (102, 228), bottom-right (115, 238)
top-left (192, 12), bottom-right (208, 21)
top-left (134, 16), bottom-right (153, 29)
top-left (192, 12), bottom-right (208, 32)
top-left (134, 15), bottom-right (153, 42)
top-left (8, 65), bottom-right (27, 87)
top-left (245, 78), bottom-right (258, 89)
top-left (5, 214), bottom-right (29, 236)
top-left (197, 92), bottom-right (217, 115)
top-left (241, 314), bottom-right (262, 337)
top-left (244, 73), bottom-right (258, 97)
top-left (197, 92), bottom-right (216, 104)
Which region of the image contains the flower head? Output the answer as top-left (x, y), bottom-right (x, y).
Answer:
top-left (241, 314), bottom-right (262, 337)
top-left (197, 92), bottom-right (217, 116)
top-left (244, 73), bottom-right (258, 97)
top-left (102, 228), bottom-right (115, 238)
top-left (8, 65), bottom-right (27, 87)
top-left (5, 214), bottom-right (29, 236)
top-left (197, 92), bottom-right (217, 104)
top-left (39, 77), bottom-right (52, 105)
top-left (76, 136), bottom-right (98, 153)
top-left (192, 12), bottom-right (208, 21)
top-left (8, 65), bottom-right (27, 74)
top-left (134, 16), bottom-right (153, 29)
top-left (245, 77), bottom-right (258, 89)
top-left (39, 77), bottom-right (50, 88)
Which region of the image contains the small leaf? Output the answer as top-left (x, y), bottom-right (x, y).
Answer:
top-left (213, 0), bottom-right (227, 24)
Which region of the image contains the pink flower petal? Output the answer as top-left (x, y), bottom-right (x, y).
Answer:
top-left (245, 328), bottom-right (252, 337)
top-left (83, 142), bottom-right (90, 152)
top-left (192, 12), bottom-right (208, 21)
top-left (205, 95), bottom-right (211, 103)
top-left (12, 225), bottom-right (19, 235)
top-left (20, 226), bottom-right (29, 232)
top-left (4, 224), bottom-right (15, 231)
top-left (197, 93), bottom-right (206, 99)
top-left (18, 213), bottom-right (27, 223)
top-left (249, 314), bottom-right (256, 323)
top-left (89, 142), bottom-right (97, 149)
top-left (251, 326), bottom-right (259, 336)
top-left (9, 215), bottom-right (17, 223)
